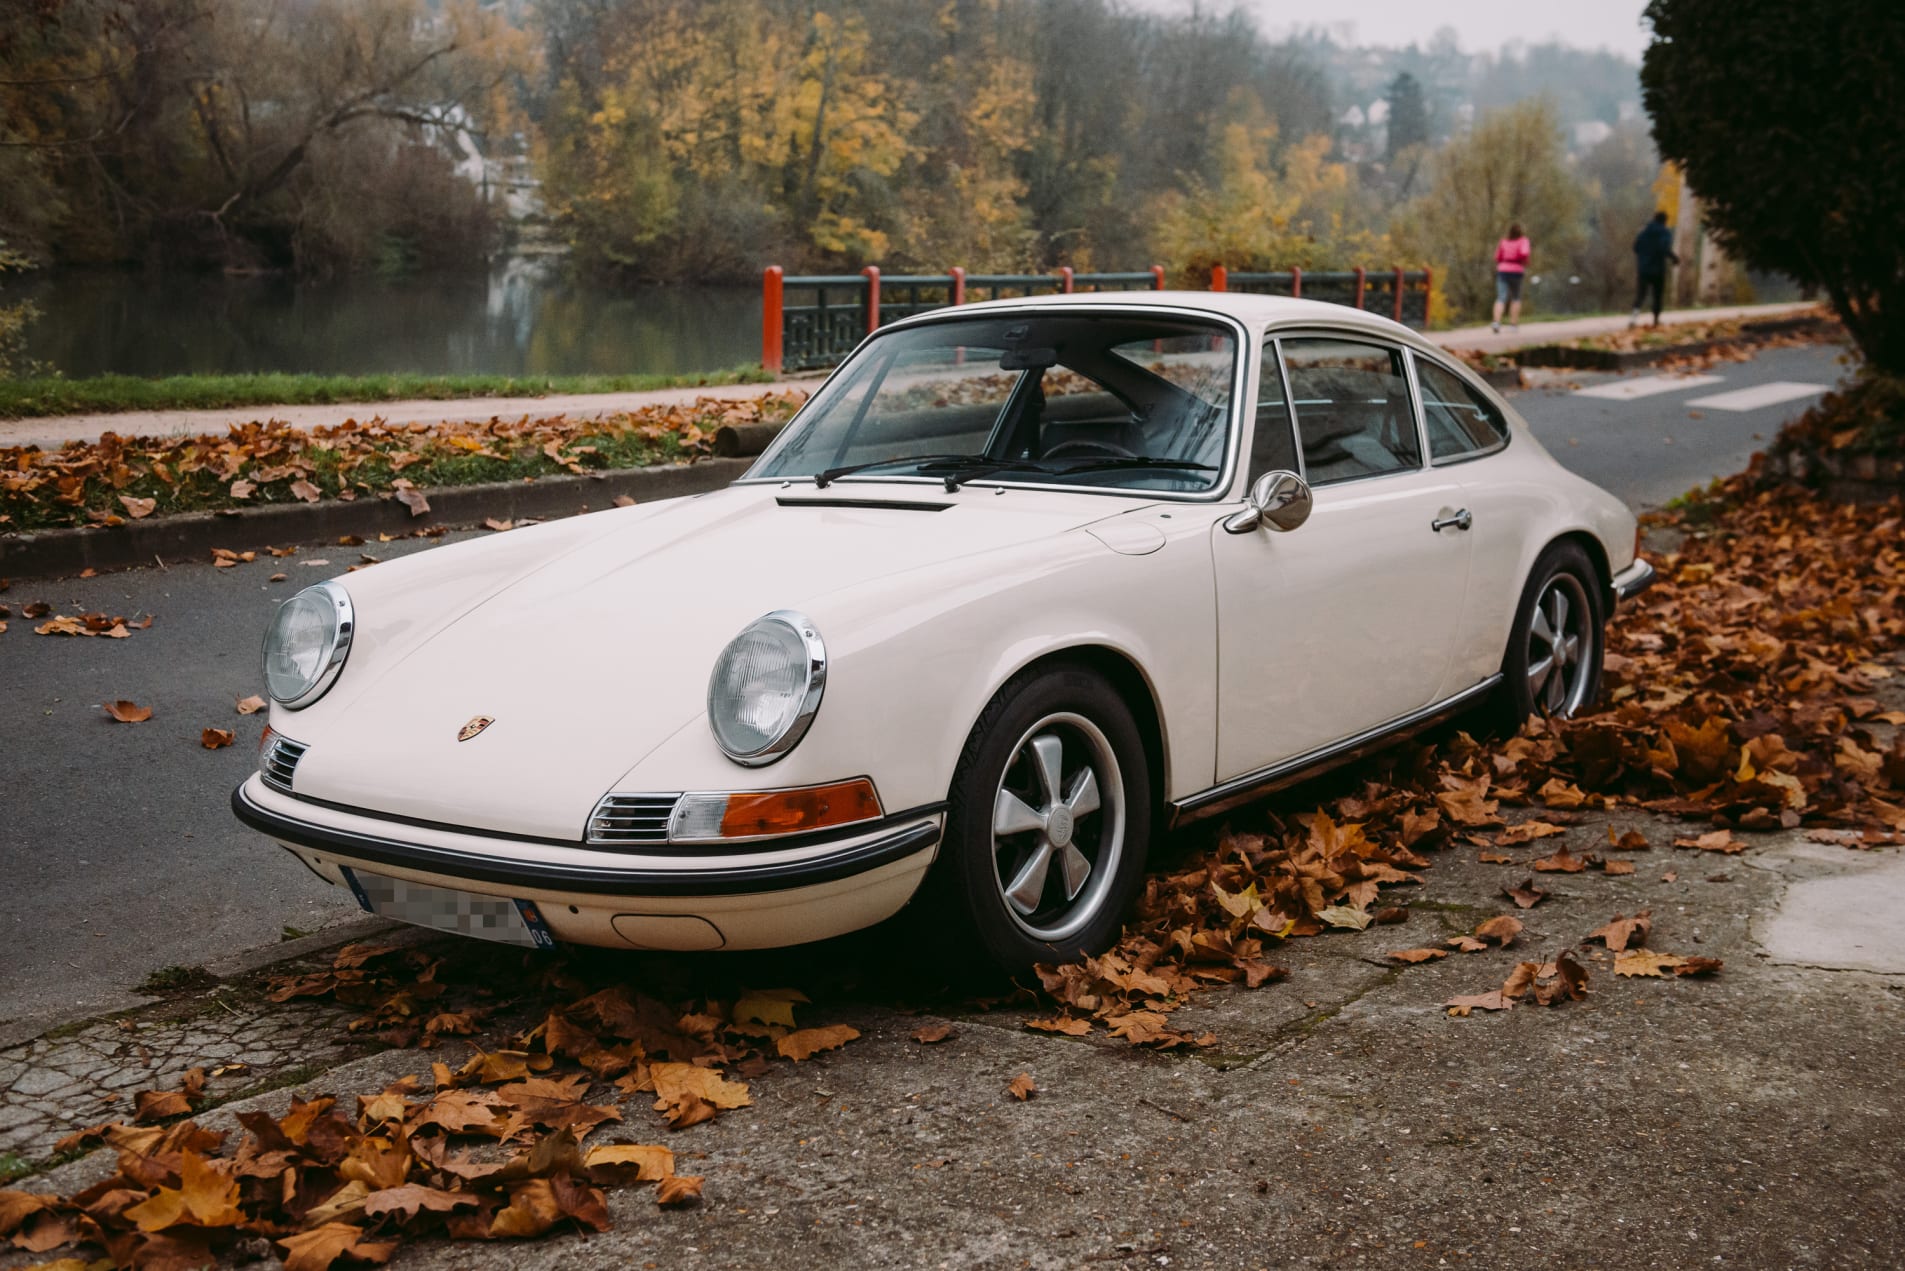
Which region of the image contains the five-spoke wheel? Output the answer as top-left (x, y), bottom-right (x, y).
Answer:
top-left (990, 713), bottom-right (1125, 943)
top-left (924, 663), bottom-right (1151, 976)
top-left (1501, 542), bottom-right (1605, 723)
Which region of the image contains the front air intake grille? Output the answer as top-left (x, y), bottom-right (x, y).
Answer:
top-left (261, 736), bottom-right (308, 794)
top-left (587, 794), bottom-right (680, 845)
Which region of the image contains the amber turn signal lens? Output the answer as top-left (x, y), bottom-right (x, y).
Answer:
top-left (718, 778), bottom-right (882, 839)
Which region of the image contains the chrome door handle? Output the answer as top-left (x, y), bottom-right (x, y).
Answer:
top-left (1431, 508), bottom-right (1473, 532)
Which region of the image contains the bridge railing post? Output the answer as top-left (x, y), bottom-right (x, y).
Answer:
top-left (1289, 266), bottom-right (1302, 299)
top-left (862, 266), bottom-right (881, 335)
top-left (1058, 266), bottom-right (1075, 294)
top-left (1392, 265), bottom-right (1405, 323)
top-left (1150, 264), bottom-right (1165, 290)
top-left (1209, 264), bottom-right (1227, 292)
top-left (762, 266), bottom-right (784, 375)
top-left (1352, 266), bottom-right (1366, 310)
top-left (1420, 267), bottom-right (1433, 328)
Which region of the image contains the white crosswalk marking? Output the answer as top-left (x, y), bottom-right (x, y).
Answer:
top-left (1683, 381), bottom-right (1829, 412)
top-left (1573, 373), bottom-right (1725, 400)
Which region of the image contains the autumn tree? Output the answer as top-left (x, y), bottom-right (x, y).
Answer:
top-left (1642, 0), bottom-right (1905, 374)
top-left (0, 0), bottom-right (528, 273)
top-left (1384, 72), bottom-right (1429, 159)
top-left (1395, 99), bottom-right (1585, 322)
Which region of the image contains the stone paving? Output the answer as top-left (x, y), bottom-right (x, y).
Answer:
top-left (0, 993), bottom-right (362, 1168)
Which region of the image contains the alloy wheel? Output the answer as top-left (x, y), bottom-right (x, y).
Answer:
top-left (989, 711), bottom-right (1126, 942)
top-left (1526, 573), bottom-right (1595, 717)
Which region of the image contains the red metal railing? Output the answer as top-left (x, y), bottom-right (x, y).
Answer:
top-left (761, 264), bottom-right (1431, 372)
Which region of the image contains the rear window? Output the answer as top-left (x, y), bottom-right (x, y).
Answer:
top-left (1415, 355), bottom-right (1509, 461)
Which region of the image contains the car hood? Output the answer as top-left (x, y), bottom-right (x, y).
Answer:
top-left (290, 482), bottom-right (1136, 838)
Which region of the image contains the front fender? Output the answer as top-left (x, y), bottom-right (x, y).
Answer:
top-left (611, 517), bottom-right (1219, 811)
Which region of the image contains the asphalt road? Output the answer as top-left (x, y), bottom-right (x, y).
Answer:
top-left (0, 341), bottom-right (1847, 1028)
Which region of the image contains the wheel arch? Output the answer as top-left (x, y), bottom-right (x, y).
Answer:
top-left (987, 644), bottom-right (1171, 822)
top-left (1545, 529), bottom-right (1613, 608)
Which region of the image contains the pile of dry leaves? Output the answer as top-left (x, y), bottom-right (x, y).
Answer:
top-left (0, 393), bottom-right (807, 531)
top-left (6, 482), bottom-right (1901, 1268)
top-left (2, 942), bottom-right (863, 1268)
top-left (1032, 478), bottom-right (1904, 1043)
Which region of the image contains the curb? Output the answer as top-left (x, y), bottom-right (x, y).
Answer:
top-left (0, 457), bottom-right (752, 580)
top-left (0, 916), bottom-right (404, 1052)
top-left (1514, 314), bottom-right (1833, 372)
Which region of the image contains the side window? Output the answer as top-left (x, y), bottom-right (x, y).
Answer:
top-left (1247, 337), bottom-right (1298, 481)
top-left (1415, 355), bottom-right (1510, 461)
top-left (1280, 337), bottom-right (1421, 485)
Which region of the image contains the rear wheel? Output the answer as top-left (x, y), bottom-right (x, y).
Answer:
top-left (1498, 542), bottom-right (1605, 723)
top-left (924, 663), bottom-right (1152, 977)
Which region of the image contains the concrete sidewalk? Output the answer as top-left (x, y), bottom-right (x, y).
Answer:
top-left (5, 804), bottom-right (1902, 1269)
top-left (1, 302), bottom-right (1817, 453)
top-left (1434, 300), bottom-right (1816, 354)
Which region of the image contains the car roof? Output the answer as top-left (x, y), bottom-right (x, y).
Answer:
top-left (881, 288), bottom-right (1431, 347)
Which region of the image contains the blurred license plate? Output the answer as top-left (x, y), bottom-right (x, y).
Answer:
top-left (341, 867), bottom-right (554, 949)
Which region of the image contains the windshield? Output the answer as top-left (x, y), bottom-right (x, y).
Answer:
top-left (749, 313), bottom-right (1238, 493)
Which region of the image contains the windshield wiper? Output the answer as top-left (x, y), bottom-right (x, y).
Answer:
top-left (926, 456), bottom-right (1058, 491)
top-left (812, 453), bottom-right (978, 488)
top-left (1054, 457), bottom-right (1219, 476)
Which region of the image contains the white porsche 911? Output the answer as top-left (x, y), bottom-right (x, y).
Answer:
top-left (233, 292), bottom-right (1653, 973)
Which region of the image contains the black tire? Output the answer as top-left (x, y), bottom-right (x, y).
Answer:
top-left (1496, 540), bottom-right (1606, 725)
top-left (920, 662), bottom-right (1153, 979)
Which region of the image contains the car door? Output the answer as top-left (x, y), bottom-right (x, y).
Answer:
top-left (1208, 332), bottom-right (1474, 785)
top-left (1410, 351), bottom-right (1532, 690)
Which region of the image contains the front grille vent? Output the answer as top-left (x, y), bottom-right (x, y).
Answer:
top-left (261, 736), bottom-right (308, 794)
top-left (587, 794), bottom-right (680, 845)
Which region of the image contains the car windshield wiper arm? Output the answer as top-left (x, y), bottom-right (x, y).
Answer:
top-left (1054, 457), bottom-right (1219, 475)
top-left (812, 453), bottom-right (979, 488)
top-left (928, 456), bottom-right (1059, 491)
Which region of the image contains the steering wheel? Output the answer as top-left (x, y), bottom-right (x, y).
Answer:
top-left (1042, 439), bottom-right (1141, 460)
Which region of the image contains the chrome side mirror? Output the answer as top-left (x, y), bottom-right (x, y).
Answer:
top-left (1223, 469), bottom-right (1312, 535)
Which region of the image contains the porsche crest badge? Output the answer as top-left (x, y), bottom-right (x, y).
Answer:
top-left (457, 715), bottom-right (495, 742)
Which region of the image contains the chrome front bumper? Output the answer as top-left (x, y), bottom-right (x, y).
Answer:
top-left (231, 775), bottom-right (941, 950)
top-left (1611, 558), bottom-right (1656, 605)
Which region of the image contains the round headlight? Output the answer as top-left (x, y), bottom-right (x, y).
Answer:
top-left (264, 581), bottom-right (353, 709)
top-left (707, 610), bottom-right (826, 765)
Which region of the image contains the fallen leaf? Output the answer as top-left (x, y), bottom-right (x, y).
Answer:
top-left (1387, 948), bottom-right (1448, 963)
top-left (1472, 915), bottom-right (1523, 946)
top-left (583, 1144), bottom-right (674, 1182)
top-left (1498, 820), bottom-right (1566, 844)
top-left (1478, 849), bottom-right (1515, 864)
top-left (656, 1175), bottom-right (704, 1207)
top-left (103, 701), bottom-right (153, 724)
top-left (278, 1222), bottom-right (397, 1270)
top-left (1445, 990), bottom-right (1513, 1016)
top-left (289, 479), bottom-right (322, 503)
top-left (484, 518), bottom-right (514, 532)
top-left (1601, 859), bottom-right (1636, 875)
top-left (910, 1024), bottom-right (956, 1044)
top-left (1502, 879), bottom-right (1549, 909)
top-left (1532, 844), bottom-right (1588, 873)
top-left (119, 495), bottom-right (156, 519)
top-left (1316, 905), bottom-right (1373, 931)
top-left (1675, 830), bottom-right (1745, 854)
top-left (1613, 949), bottom-right (1688, 978)
top-left (775, 1025), bottom-right (859, 1061)
top-left (1006, 1073), bottom-right (1038, 1101)
top-left (1607, 827), bottom-right (1651, 851)
top-left (1024, 1016), bottom-right (1092, 1036)
top-left (236, 695), bottom-right (267, 715)
top-left (201, 728), bottom-right (235, 749)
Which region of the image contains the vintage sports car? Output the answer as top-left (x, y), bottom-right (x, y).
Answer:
top-left (233, 292), bottom-right (1654, 973)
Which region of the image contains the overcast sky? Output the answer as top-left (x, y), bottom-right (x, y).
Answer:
top-left (1146, 1), bottom-right (1654, 59)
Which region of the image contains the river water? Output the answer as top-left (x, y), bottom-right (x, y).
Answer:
top-left (13, 257), bottom-right (763, 379)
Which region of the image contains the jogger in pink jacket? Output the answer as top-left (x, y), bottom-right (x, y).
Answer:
top-left (1492, 223), bottom-right (1530, 333)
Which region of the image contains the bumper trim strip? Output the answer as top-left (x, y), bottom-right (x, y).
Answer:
top-left (1611, 558), bottom-right (1656, 604)
top-left (233, 782), bottom-right (939, 897)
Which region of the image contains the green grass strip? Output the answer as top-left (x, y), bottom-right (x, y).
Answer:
top-left (0, 365), bottom-right (775, 420)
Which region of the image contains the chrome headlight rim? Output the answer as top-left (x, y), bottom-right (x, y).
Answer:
top-left (707, 609), bottom-right (826, 767)
top-left (264, 580), bottom-right (354, 710)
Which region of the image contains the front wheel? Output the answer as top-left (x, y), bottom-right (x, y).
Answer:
top-left (1499, 542), bottom-right (1606, 722)
top-left (924, 664), bottom-right (1153, 978)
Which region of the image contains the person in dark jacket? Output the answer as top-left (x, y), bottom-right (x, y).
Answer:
top-left (1631, 211), bottom-right (1680, 327)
